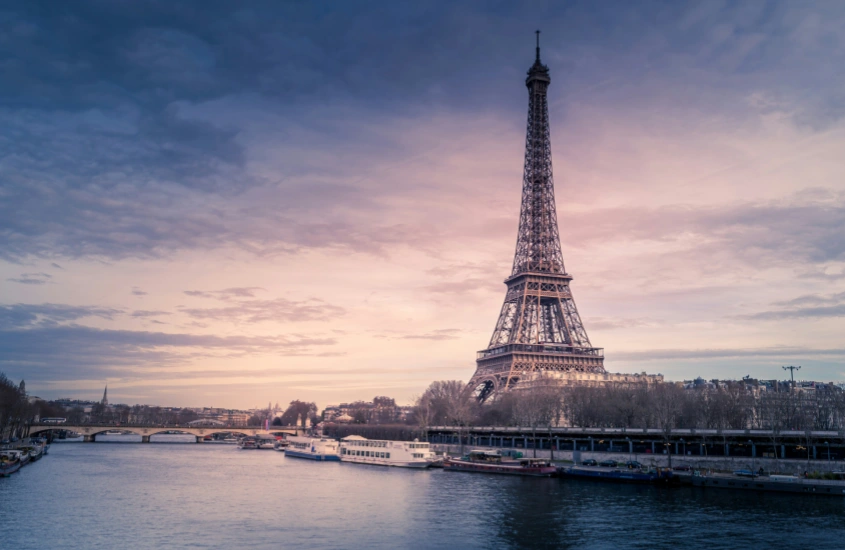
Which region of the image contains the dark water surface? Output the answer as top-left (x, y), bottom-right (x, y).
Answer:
top-left (2, 435), bottom-right (844, 549)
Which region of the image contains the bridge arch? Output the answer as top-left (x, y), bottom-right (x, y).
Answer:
top-left (27, 424), bottom-right (299, 441)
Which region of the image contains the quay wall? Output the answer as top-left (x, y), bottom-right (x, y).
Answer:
top-left (431, 444), bottom-right (844, 475)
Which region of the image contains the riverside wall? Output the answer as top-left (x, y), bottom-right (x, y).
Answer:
top-left (432, 444), bottom-right (845, 475)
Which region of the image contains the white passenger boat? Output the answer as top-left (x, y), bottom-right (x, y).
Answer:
top-left (339, 436), bottom-right (436, 468)
top-left (284, 436), bottom-right (340, 461)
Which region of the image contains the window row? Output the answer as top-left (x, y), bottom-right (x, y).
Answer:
top-left (341, 449), bottom-right (390, 459)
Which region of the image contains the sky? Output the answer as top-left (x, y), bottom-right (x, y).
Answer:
top-left (2, 0), bottom-right (844, 409)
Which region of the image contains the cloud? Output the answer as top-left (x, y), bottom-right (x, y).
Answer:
top-left (0, 303), bottom-right (122, 330)
top-left (2, 2), bottom-right (843, 265)
top-left (131, 287), bottom-right (148, 296)
top-left (377, 328), bottom-right (463, 341)
top-left (183, 287), bottom-right (265, 300)
top-left (0, 324), bottom-right (338, 381)
top-left (7, 272), bottom-right (52, 285)
top-left (772, 291), bottom-right (845, 308)
top-left (180, 298), bottom-right (344, 324)
top-left (739, 305), bottom-right (845, 321)
top-left (735, 291), bottom-right (845, 320)
top-left (562, 194), bottom-right (845, 267)
top-left (423, 278), bottom-right (502, 295)
top-left (586, 317), bottom-right (657, 331)
top-left (614, 346), bottom-right (845, 362)
top-left (131, 310), bottom-right (171, 318)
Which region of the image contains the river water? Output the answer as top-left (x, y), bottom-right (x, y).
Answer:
top-left (2, 435), bottom-right (844, 549)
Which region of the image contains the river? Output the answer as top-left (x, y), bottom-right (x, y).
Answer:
top-left (2, 435), bottom-right (844, 549)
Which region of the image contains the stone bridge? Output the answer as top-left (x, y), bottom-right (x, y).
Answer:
top-left (29, 423), bottom-right (301, 443)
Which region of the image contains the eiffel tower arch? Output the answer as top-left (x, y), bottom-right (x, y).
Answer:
top-left (468, 32), bottom-right (605, 402)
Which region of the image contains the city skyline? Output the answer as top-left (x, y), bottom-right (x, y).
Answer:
top-left (2, 1), bottom-right (845, 408)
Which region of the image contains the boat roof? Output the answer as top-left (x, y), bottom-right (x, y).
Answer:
top-left (341, 435), bottom-right (367, 441)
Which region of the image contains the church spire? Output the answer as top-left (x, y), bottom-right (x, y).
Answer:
top-left (102, 385), bottom-right (108, 406)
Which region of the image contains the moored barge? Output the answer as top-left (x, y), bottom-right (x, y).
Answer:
top-left (0, 451), bottom-right (24, 477)
top-left (558, 465), bottom-right (675, 484)
top-left (444, 450), bottom-right (556, 477)
top-left (690, 471), bottom-right (845, 496)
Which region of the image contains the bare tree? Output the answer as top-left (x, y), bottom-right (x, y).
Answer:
top-left (412, 393), bottom-right (435, 441)
top-left (652, 383), bottom-right (684, 467)
top-left (513, 377), bottom-right (562, 458)
top-left (419, 380), bottom-right (476, 453)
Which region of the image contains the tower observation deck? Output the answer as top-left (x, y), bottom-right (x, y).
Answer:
top-left (467, 32), bottom-right (606, 402)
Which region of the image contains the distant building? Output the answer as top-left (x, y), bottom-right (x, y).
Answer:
top-left (323, 396), bottom-right (405, 424)
top-left (519, 371), bottom-right (664, 389)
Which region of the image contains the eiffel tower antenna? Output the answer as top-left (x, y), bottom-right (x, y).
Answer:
top-left (467, 33), bottom-right (605, 402)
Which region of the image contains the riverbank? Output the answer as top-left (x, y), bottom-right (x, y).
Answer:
top-left (432, 444), bottom-right (845, 475)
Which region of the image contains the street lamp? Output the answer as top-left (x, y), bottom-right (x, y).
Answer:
top-left (749, 439), bottom-right (756, 475)
top-left (782, 365), bottom-right (801, 391)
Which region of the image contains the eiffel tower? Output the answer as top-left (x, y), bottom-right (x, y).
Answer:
top-left (467, 32), bottom-right (605, 402)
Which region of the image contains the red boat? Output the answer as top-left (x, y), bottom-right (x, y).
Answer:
top-left (444, 450), bottom-right (557, 477)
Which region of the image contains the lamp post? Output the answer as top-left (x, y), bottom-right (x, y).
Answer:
top-left (782, 365), bottom-right (801, 391)
top-left (825, 441), bottom-right (830, 463)
top-left (749, 439), bottom-right (756, 475)
top-left (626, 437), bottom-right (632, 464)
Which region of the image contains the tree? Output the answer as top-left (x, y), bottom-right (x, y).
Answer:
top-left (279, 400), bottom-right (317, 427)
top-left (476, 392), bottom-right (518, 427)
top-left (513, 379), bottom-right (562, 458)
top-left (373, 396), bottom-right (396, 407)
top-left (419, 381), bottom-right (475, 453)
top-left (1, 372), bottom-right (28, 438)
top-left (178, 408), bottom-right (198, 424)
top-left (67, 406), bottom-right (86, 424)
top-left (652, 383), bottom-right (684, 467)
top-left (352, 409), bottom-right (368, 424)
top-left (412, 393), bottom-right (435, 441)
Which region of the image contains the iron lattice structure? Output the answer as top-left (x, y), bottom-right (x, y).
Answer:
top-left (467, 33), bottom-right (605, 402)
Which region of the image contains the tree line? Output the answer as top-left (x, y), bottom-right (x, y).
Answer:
top-left (1, 373), bottom-right (28, 439)
top-left (412, 378), bottom-right (845, 435)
